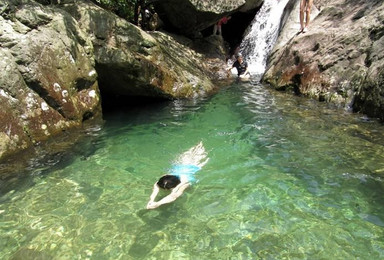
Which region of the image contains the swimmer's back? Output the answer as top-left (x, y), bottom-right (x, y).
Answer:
top-left (170, 164), bottom-right (201, 183)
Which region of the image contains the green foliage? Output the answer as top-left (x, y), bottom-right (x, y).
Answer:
top-left (92, 0), bottom-right (136, 22)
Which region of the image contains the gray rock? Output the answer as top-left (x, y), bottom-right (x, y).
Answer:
top-left (153, 0), bottom-right (263, 37)
top-left (61, 0), bottom-right (224, 99)
top-left (0, 0), bottom-right (101, 159)
top-left (263, 0), bottom-right (384, 121)
top-left (0, 0), bottom-right (229, 159)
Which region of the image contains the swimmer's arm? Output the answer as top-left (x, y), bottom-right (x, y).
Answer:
top-left (159, 182), bottom-right (190, 204)
top-left (240, 67), bottom-right (250, 78)
top-left (149, 183), bottom-right (159, 202)
top-left (146, 184), bottom-right (160, 209)
top-left (147, 182), bottom-right (190, 209)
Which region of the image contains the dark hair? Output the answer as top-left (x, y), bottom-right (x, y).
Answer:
top-left (157, 175), bottom-right (181, 190)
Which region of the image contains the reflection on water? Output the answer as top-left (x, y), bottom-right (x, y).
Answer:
top-left (1, 80), bottom-right (384, 259)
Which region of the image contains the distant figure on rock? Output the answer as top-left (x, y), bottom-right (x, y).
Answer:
top-left (299, 0), bottom-right (314, 33)
top-left (213, 16), bottom-right (231, 36)
top-left (227, 53), bottom-right (250, 79)
top-left (134, 0), bottom-right (145, 26)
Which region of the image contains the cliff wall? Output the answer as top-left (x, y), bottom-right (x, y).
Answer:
top-left (263, 0), bottom-right (384, 121)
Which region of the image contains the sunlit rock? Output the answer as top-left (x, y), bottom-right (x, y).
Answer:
top-left (61, 0), bottom-right (225, 99)
top-left (0, 0), bottom-right (229, 159)
top-left (263, 0), bottom-right (384, 121)
top-left (0, 0), bottom-right (101, 159)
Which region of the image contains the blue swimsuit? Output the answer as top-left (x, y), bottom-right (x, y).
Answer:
top-left (170, 164), bottom-right (201, 183)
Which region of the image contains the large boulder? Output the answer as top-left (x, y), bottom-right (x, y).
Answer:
top-left (0, 0), bottom-right (101, 159)
top-left (0, 0), bottom-right (229, 160)
top-left (153, 0), bottom-right (264, 37)
top-left (263, 0), bottom-right (384, 121)
top-left (61, 0), bottom-right (226, 99)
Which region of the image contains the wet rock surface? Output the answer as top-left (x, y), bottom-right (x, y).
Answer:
top-left (0, 0), bottom-right (230, 159)
top-left (0, 0), bottom-right (101, 159)
top-left (1, 0), bottom-right (383, 161)
top-left (263, 0), bottom-right (384, 121)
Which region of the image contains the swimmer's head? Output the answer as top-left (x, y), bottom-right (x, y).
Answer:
top-left (157, 175), bottom-right (181, 190)
top-left (236, 53), bottom-right (243, 59)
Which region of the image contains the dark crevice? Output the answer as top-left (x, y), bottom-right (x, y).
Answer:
top-left (100, 92), bottom-right (170, 115)
top-left (201, 9), bottom-right (260, 55)
top-left (369, 26), bottom-right (384, 41)
top-left (26, 80), bottom-right (65, 117)
top-left (75, 78), bottom-right (95, 91)
top-left (291, 74), bottom-right (302, 96)
top-left (82, 111), bottom-right (94, 122)
top-left (98, 7), bottom-right (260, 111)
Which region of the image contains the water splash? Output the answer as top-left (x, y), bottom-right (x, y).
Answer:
top-left (175, 141), bottom-right (209, 168)
top-left (240, 0), bottom-right (290, 75)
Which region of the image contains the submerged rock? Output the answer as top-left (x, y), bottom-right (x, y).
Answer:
top-left (263, 0), bottom-right (384, 121)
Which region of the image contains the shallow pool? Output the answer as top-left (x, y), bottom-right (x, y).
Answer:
top-left (1, 81), bottom-right (384, 259)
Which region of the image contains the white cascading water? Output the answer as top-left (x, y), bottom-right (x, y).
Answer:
top-left (240, 0), bottom-right (290, 76)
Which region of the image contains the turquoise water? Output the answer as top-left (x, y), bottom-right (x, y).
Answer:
top-left (1, 81), bottom-right (384, 259)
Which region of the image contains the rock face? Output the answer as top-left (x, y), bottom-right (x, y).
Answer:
top-left (153, 0), bottom-right (263, 37)
top-left (0, 0), bottom-right (229, 160)
top-left (1, 0), bottom-right (383, 162)
top-left (0, 0), bottom-right (101, 159)
top-left (61, 1), bottom-right (225, 99)
top-left (263, 0), bottom-right (384, 121)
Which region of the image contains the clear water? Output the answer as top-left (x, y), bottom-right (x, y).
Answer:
top-left (1, 81), bottom-right (384, 259)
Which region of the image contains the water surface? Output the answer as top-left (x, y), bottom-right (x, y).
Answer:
top-left (1, 81), bottom-right (384, 259)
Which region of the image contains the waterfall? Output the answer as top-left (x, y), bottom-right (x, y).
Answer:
top-left (240, 0), bottom-right (290, 76)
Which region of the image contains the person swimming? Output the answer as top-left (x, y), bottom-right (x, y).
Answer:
top-left (146, 142), bottom-right (208, 209)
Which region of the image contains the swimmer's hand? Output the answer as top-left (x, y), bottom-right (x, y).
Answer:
top-left (146, 201), bottom-right (159, 210)
top-left (239, 72), bottom-right (250, 79)
top-left (146, 181), bottom-right (190, 210)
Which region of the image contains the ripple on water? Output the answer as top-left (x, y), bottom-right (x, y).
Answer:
top-left (1, 82), bottom-right (384, 259)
